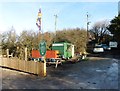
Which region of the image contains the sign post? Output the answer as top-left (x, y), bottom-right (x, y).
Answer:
top-left (38, 41), bottom-right (46, 77)
top-left (36, 8), bottom-right (46, 77)
top-left (39, 41), bottom-right (46, 62)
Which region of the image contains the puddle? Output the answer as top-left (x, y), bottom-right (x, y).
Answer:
top-left (96, 59), bottom-right (118, 75)
top-left (106, 60), bottom-right (118, 78)
top-left (96, 69), bottom-right (106, 72)
top-left (87, 81), bottom-right (97, 84)
top-left (80, 87), bottom-right (83, 89)
top-left (112, 62), bottom-right (118, 67)
top-left (107, 62), bottom-right (118, 74)
top-left (68, 74), bottom-right (77, 77)
top-left (78, 82), bottom-right (88, 88)
top-left (112, 59), bottom-right (118, 63)
top-left (92, 82), bottom-right (96, 84)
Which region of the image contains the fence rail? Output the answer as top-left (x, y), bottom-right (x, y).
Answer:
top-left (0, 58), bottom-right (46, 77)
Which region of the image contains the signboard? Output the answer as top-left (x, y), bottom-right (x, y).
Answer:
top-left (109, 41), bottom-right (118, 48)
top-left (52, 44), bottom-right (64, 46)
top-left (39, 41), bottom-right (46, 56)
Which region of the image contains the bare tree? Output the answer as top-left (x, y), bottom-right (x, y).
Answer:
top-left (90, 20), bottom-right (110, 44)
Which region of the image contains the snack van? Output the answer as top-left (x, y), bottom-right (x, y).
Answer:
top-left (52, 42), bottom-right (74, 59)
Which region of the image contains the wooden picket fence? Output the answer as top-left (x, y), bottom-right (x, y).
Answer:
top-left (0, 58), bottom-right (46, 77)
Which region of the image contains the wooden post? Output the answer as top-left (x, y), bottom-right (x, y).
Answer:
top-left (41, 62), bottom-right (46, 77)
top-left (6, 49), bottom-right (9, 58)
top-left (25, 47), bottom-right (27, 61)
top-left (43, 59), bottom-right (46, 76)
top-left (37, 61), bottom-right (46, 77)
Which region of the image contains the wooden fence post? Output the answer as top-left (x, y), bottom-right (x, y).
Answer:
top-left (37, 61), bottom-right (46, 77)
top-left (25, 47), bottom-right (27, 61)
top-left (6, 49), bottom-right (9, 58)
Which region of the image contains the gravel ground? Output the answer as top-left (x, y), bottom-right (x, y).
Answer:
top-left (1, 51), bottom-right (119, 90)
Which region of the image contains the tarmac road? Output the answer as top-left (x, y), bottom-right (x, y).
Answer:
top-left (1, 51), bottom-right (119, 90)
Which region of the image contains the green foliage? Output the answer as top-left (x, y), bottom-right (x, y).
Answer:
top-left (43, 32), bottom-right (53, 50)
top-left (107, 14), bottom-right (120, 45)
top-left (53, 28), bottom-right (87, 52)
top-left (1, 27), bottom-right (17, 55)
top-left (1, 27), bottom-right (87, 58)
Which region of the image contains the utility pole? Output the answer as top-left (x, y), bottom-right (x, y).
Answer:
top-left (86, 12), bottom-right (90, 42)
top-left (86, 12), bottom-right (91, 53)
top-left (54, 14), bottom-right (58, 32)
top-left (54, 14), bottom-right (58, 42)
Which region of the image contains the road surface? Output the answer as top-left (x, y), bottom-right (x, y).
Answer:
top-left (1, 51), bottom-right (119, 90)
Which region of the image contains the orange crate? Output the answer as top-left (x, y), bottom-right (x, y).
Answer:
top-left (32, 50), bottom-right (41, 58)
top-left (32, 50), bottom-right (59, 58)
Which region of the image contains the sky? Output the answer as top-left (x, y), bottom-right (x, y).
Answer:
top-left (0, 0), bottom-right (119, 34)
top-left (118, 1), bottom-right (120, 14)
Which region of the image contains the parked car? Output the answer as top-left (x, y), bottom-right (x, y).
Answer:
top-left (93, 45), bottom-right (104, 53)
top-left (101, 44), bottom-right (111, 50)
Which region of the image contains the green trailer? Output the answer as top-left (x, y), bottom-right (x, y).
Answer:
top-left (52, 42), bottom-right (74, 59)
